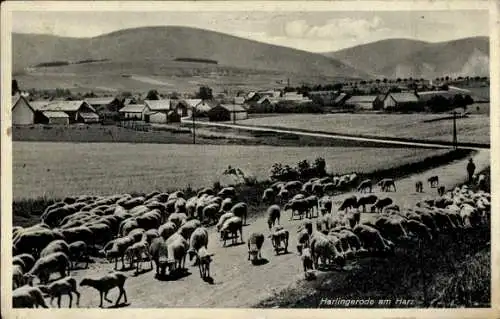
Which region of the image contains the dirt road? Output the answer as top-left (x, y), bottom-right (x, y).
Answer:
top-left (69, 149), bottom-right (489, 308)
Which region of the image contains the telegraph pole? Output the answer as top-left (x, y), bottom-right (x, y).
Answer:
top-left (452, 111), bottom-right (458, 150)
top-left (192, 106), bottom-right (196, 144)
top-left (233, 104), bottom-right (236, 124)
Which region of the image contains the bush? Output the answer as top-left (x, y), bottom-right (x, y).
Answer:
top-left (270, 157), bottom-right (327, 181)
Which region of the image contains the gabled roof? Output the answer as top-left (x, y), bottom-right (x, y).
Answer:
top-left (182, 99), bottom-right (202, 108)
top-left (38, 100), bottom-right (96, 112)
top-left (144, 99), bottom-right (171, 111)
top-left (42, 111), bottom-right (69, 118)
top-left (79, 112), bottom-right (100, 119)
top-left (119, 104), bottom-right (147, 113)
top-left (30, 100), bottom-right (51, 111)
top-left (334, 93), bottom-right (348, 103)
top-left (257, 96), bottom-right (278, 104)
top-left (387, 92), bottom-right (419, 103)
top-left (219, 104), bottom-right (247, 112)
top-left (11, 95), bottom-right (35, 112)
top-left (346, 95), bottom-right (378, 103)
top-left (85, 97), bottom-right (117, 105)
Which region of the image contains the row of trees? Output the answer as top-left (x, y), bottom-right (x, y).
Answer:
top-left (270, 158), bottom-right (327, 181)
top-left (426, 94), bottom-right (474, 113)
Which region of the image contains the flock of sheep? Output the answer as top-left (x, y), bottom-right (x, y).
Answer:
top-left (11, 169), bottom-right (490, 308)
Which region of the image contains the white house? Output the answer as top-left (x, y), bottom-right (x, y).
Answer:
top-left (119, 104), bottom-right (147, 120)
top-left (12, 95), bottom-right (35, 125)
top-left (144, 99), bottom-right (172, 121)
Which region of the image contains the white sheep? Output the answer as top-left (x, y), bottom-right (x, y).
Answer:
top-left (188, 227), bottom-right (209, 263)
top-left (301, 247), bottom-right (314, 274)
top-left (13, 286), bottom-right (48, 308)
top-left (125, 237), bottom-right (152, 273)
top-left (220, 216), bottom-right (243, 246)
top-left (24, 252), bottom-right (70, 285)
top-left (216, 212), bottom-right (235, 234)
top-left (102, 236), bottom-right (135, 270)
top-left (39, 276), bottom-right (80, 308)
top-left (166, 233), bottom-right (189, 272)
top-left (80, 271), bottom-right (128, 308)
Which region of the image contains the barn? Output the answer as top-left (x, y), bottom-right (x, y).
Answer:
top-left (37, 100), bottom-right (100, 123)
top-left (382, 92), bottom-right (422, 111)
top-left (12, 95), bottom-right (35, 125)
top-left (344, 95), bottom-right (379, 110)
top-left (144, 100), bottom-right (172, 122)
top-left (207, 104), bottom-right (248, 122)
top-left (40, 111), bottom-right (70, 125)
top-left (119, 104), bottom-right (147, 120)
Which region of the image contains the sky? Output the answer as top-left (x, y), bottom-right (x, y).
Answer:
top-left (12, 10), bottom-right (489, 52)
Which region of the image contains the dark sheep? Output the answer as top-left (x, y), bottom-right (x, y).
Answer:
top-left (428, 175), bottom-right (439, 188)
top-left (339, 195), bottom-right (357, 212)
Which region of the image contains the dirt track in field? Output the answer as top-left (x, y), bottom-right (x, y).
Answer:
top-left (63, 149), bottom-right (489, 308)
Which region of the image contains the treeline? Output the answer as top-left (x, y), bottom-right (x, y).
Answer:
top-left (174, 57), bottom-right (218, 64)
top-left (34, 58), bottom-right (109, 68)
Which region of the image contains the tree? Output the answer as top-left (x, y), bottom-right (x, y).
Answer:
top-left (12, 79), bottom-right (19, 95)
top-left (382, 78), bottom-right (388, 83)
top-left (146, 89), bottom-right (160, 100)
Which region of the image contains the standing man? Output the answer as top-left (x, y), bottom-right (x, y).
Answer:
top-left (467, 158), bottom-right (476, 184)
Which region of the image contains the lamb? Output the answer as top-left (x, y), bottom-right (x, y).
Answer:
top-left (378, 178), bottom-right (396, 192)
top-left (357, 179), bottom-right (372, 193)
top-left (428, 175), bottom-right (439, 188)
top-left (166, 233), bottom-right (189, 272)
top-left (301, 247), bottom-right (314, 274)
top-left (247, 232), bottom-right (265, 263)
top-left (38, 276), bottom-right (80, 308)
top-left (80, 272), bottom-right (128, 308)
top-left (438, 185), bottom-right (446, 196)
top-left (159, 221), bottom-right (177, 240)
top-left (415, 181), bottom-right (424, 193)
top-left (12, 286), bottom-right (48, 308)
top-left (194, 247), bottom-right (214, 279)
top-left (339, 195), bottom-right (357, 212)
top-left (296, 229), bottom-right (310, 255)
top-left (68, 241), bottom-right (89, 269)
top-left (125, 238), bottom-right (152, 273)
top-left (371, 197), bottom-right (394, 213)
top-left (356, 194), bottom-right (378, 212)
top-left (268, 226), bottom-right (289, 255)
top-left (266, 205), bottom-right (281, 230)
top-left (178, 219), bottom-right (202, 241)
top-left (40, 240), bottom-right (70, 258)
top-left (220, 216), bottom-right (243, 246)
top-left (13, 253), bottom-right (36, 273)
top-left (230, 202), bottom-right (248, 225)
top-left (24, 252), bottom-right (70, 285)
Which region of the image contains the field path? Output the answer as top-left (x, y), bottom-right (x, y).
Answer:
top-left (181, 118), bottom-right (489, 149)
top-left (71, 149), bottom-right (489, 308)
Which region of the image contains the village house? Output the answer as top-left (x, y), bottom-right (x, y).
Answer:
top-left (344, 95), bottom-right (384, 110)
top-left (119, 104), bottom-right (148, 120)
top-left (207, 104), bottom-right (248, 122)
top-left (382, 92), bottom-right (421, 111)
top-left (308, 91), bottom-right (337, 106)
top-left (36, 100), bottom-right (100, 123)
top-left (144, 99), bottom-right (172, 123)
top-left (85, 96), bottom-right (123, 112)
top-left (333, 92), bottom-right (349, 107)
top-left (12, 95), bottom-right (36, 125)
top-left (176, 99), bottom-right (212, 117)
top-left (39, 111), bottom-right (70, 125)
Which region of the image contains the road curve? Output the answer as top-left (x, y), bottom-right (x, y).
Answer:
top-left (69, 148), bottom-right (490, 308)
top-left (180, 118), bottom-right (486, 150)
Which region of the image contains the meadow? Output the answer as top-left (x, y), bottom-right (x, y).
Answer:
top-left (240, 113), bottom-right (490, 145)
top-left (13, 142), bottom-right (451, 200)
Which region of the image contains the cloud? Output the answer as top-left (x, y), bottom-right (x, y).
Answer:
top-left (283, 16), bottom-right (384, 40)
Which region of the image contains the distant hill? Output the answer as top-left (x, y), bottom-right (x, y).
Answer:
top-left (12, 26), bottom-right (368, 79)
top-left (324, 37), bottom-right (489, 79)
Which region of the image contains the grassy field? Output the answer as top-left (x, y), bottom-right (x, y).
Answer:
top-left (12, 142), bottom-right (453, 200)
top-left (240, 113), bottom-right (490, 144)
